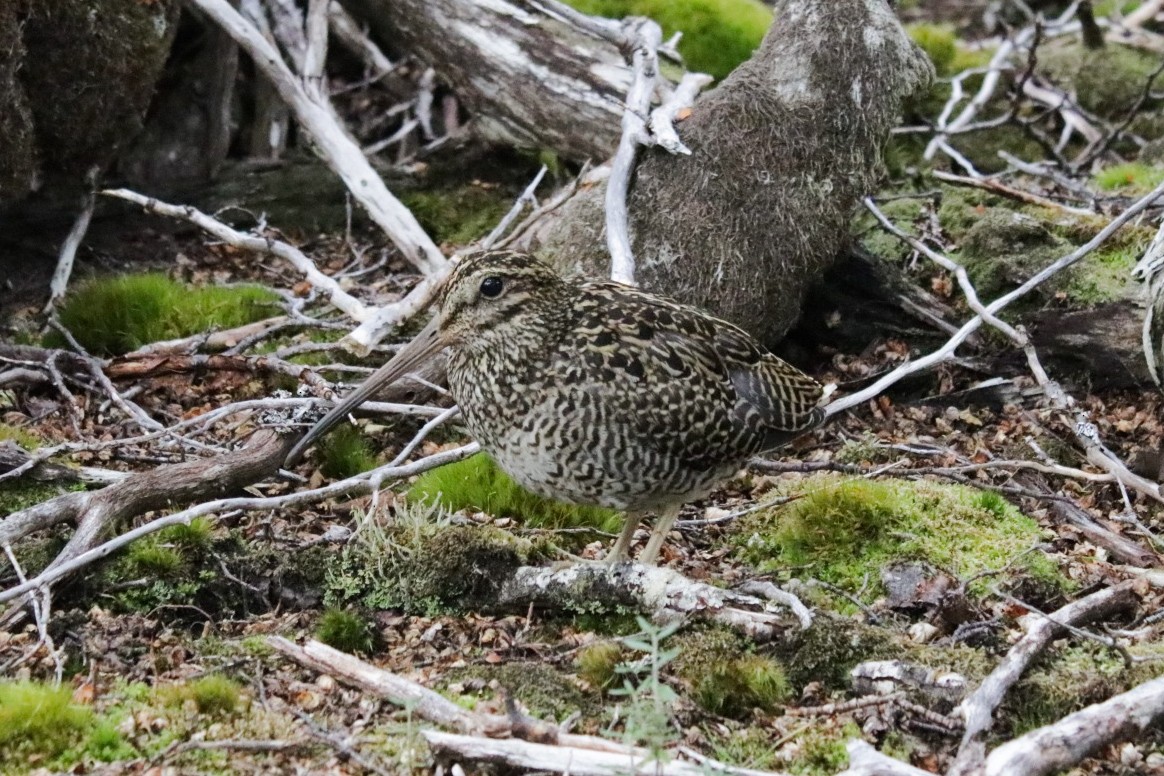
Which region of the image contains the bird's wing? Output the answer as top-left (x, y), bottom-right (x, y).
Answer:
top-left (571, 283), bottom-right (825, 462)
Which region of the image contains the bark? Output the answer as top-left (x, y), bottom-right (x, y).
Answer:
top-left (344, 0), bottom-right (627, 162)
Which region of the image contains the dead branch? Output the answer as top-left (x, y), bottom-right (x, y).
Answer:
top-left (44, 168), bottom-right (98, 313)
top-left (947, 580), bottom-right (1141, 776)
top-left (186, 0), bottom-right (446, 277)
top-left (838, 741), bottom-right (935, 776)
top-left (0, 428), bottom-right (296, 572)
top-left (494, 563), bottom-right (807, 642)
top-left (0, 442), bottom-right (479, 607)
top-left (984, 675), bottom-right (1164, 776)
top-left (268, 637), bottom-right (510, 737)
top-left (422, 730), bottom-right (785, 776)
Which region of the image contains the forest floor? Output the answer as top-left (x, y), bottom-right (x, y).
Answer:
top-left (3, 2), bottom-right (1164, 776)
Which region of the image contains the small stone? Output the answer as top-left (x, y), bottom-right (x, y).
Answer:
top-left (909, 622), bottom-right (939, 643)
top-left (316, 674), bottom-right (336, 693)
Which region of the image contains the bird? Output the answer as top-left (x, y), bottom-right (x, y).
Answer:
top-left (286, 250), bottom-right (827, 565)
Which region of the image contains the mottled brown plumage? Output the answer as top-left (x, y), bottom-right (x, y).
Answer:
top-left (287, 250), bottom-right (826, 564)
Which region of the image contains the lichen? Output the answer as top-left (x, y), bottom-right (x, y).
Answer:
top-left (325, 519), bottom-right (537, 614)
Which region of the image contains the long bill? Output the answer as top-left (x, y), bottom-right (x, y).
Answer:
top-left (284, 315), bottom-right (445, 467)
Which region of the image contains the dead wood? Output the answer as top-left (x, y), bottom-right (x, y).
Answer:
top-left (493, 563), bottom-right (808, 642)
top-left (948, 580), bottom-right (1142, 776)
top-left (983, 675), bottom-right (1164, 776)
top-left (342, 0), bottom-right (626, 161)
top-left (0, 428), bottom-right (296, 574)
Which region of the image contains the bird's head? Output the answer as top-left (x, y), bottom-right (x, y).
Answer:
top-left (284, 251), bottom-right (565, 467)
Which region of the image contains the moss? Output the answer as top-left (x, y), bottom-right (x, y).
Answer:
top-left (0, 422), bottom-right (41, 450)
top-left (0, 681), bottom-right (95, 772)
top-left (949, 124), bottom-right (1049, 175)
top-left (906, 23), bottom-right (958, 77)
top-left (1041, 42), bottom-right (1163, 119)
top-left (408, 453), bottom-right (622, 534)
top-left (562, 0), bottom-right (772, 80)
top-left (127, 541), bottom-right (185, 577)
top-left (0, 480), bottom-right (75, 517)
top-left (157, 675), bottom-right (244, 718)
top-left (706, 726), bottom-right (784, 771)
top-left (48, 273), bottom-right (279, 357)
top-left (671, 627), bottom-right (791, 717)
top-left (158, 516), bottom-right (216, 554)
top-left (853, 198), bottom-right (926, 264)
top-left (316, 608), bottom-right (377, 655)
top-left (737, 475), bottom-right (1067, 607)
top-left (1095, 162), bottom-right (1164, 194)
top-left (788, 721), bottom-right (860, 776)
top-left (956, 205), bottom-right (1147, 305)
top-left (449, 662), bottom-right (594, 721)
top-left (400, 184), bottom-right (513, 245)
top-left (773, 614), bottom-right (897, 690)
top-left (1004, 643), bottom-right (1164, 735)
top-left (577, 641), bottom-right (624, 689)
top-left (325, 518), bottom-right (538, 614)
top-left (316, 424), bottom-right (378, 479)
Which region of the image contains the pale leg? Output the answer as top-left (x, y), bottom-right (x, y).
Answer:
top-left (606, 511), bottom-right (644, 565)
top-left (638, 504), bottom-right (681, 565)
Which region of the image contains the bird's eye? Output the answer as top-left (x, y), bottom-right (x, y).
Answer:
top-left (479, 276), bottom-right (504, 298)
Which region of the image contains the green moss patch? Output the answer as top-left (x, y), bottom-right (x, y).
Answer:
top-left (156, 675), bottom-right (244, 718)
top-left (1004, 643), bottom-right (1164, 735)
top-left (562, 0), bottom-right (772, 80)
top-left (0, 681), bottom-right (93, 770)
top-left (1041, 42), bottom-right (1163, 119)
top-left (0, 680), bottom-right (135, 774)
top-left (407, 453), bottom-right (622, 534)
top-left (736, 476), bottom-right (1066, 605)
top-left (316, 424), bottom-right (379, 479)
top-left (671, 627), bottom-right (791, 717)
top-left (49, 273), bottom-right (278, 356)
top-left (315, 608), bottom-right (377, 655)
top-left (1095, 162), bottom-right (1164, 194)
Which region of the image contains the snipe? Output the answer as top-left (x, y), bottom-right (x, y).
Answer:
top-left (286, 251), bottom-right (827, 564)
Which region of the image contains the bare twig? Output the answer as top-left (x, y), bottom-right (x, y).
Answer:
top-left (984, 675), bottom-right (1164, 776)
top-left (44, 168), bottom-right (98, 313)
top-left (948, 581), bottom-right (1140, 775)
top-left (186, 0), bottom-right (447, 277)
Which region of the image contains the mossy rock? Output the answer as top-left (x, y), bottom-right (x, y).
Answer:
top-left (771, 614), bottom-right (897, 690)
top-left (736, 475), bottom-right (1069, 607)
top-left (18, 0), bottom-right (180, 194)
top-left (957, 206), bottom-right (1145, 305)
top-left (561, 0), bottom-right (772, 80)
top-left (47, 273), bottom-right (279, 356)
top-left (1041, 41), bottom-right (1164, 119)
top-left (325, 520), bottom-right (540, 614)
top-left (407, 453), bottom-right (622, 535)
